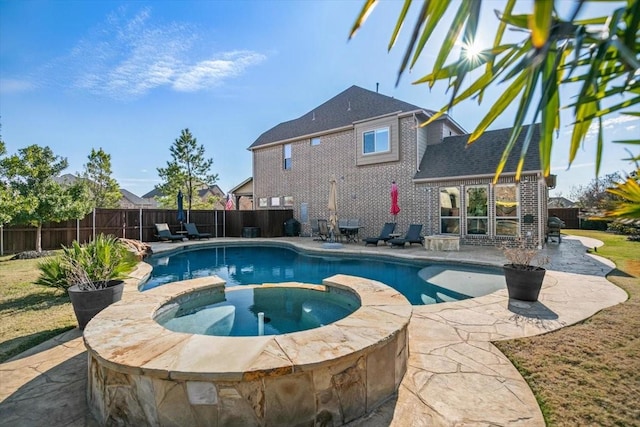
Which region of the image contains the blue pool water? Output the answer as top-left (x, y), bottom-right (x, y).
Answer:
top-left (143, 245), bottom-right (505, 305)
top-left (156, 286), bottom-right (359, 336)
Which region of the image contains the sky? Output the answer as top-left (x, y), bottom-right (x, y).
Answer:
top-left (1, 0), bottom-right (637, 200)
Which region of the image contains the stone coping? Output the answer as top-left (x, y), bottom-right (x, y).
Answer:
top-left (147, 238), bottom-right (503, 267)
top-left (83, 274), bottom-right (412, 382)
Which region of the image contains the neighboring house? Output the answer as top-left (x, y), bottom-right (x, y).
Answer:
top-left (548, 197), bottom-right (576, 208)
top-left (142, 184), bottom-right (226, 210)
top-left (119, 189), bottom-right (156, 209)
top-left (248, 85), bottom-right (551, 247)
top-left (54, 174), bottom-right (153, 209)
top-left (228, 177), bottom-right (254, 210)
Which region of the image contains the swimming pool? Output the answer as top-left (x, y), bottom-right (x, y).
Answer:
top-left (143, 244), bottom-right (506, 305)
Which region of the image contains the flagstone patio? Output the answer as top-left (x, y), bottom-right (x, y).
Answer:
top-left (0, 235), bottom-right (627, 426)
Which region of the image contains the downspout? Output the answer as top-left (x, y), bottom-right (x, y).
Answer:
top-left (415, 113), bottom-right (420, 172)
top-left (538, 175), bottom-right (543, 249)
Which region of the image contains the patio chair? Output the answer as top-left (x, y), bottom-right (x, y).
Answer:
top-left (364, 222), bottom-right (396, 246)
top-left (317, 219), bottom-right (330, 241)
top-left (184, 223), bottom-right (212, 240)
top-left (310, 219), bottom-right (321, 240)
top-left (154, 223), bottom-right (183, 242)
top-left (388, 224), bottom-right (424, 248)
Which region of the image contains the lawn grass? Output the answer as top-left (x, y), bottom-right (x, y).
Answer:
top-left (0, 254), bottom-right (76, 362)
top-left (494, 229), bottom-right (640, 426)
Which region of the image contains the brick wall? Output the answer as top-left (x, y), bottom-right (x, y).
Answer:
top-left (252, 115), bottom-right (548, 247)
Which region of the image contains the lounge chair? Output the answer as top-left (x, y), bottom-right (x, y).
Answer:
top-left (388, 224), bottom-right (424, 248)
top-left (364, 222), bottom-right (396, 246)
top-left (317, 219), bottom-right (330, 241)
top-left (184, 223), bottom-right (212, 239)
top-left (310, 219), bottom-right (321, 240)
top-left (154, 223), bottom-right (183, 242)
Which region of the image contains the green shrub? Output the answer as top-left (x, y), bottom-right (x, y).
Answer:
top-left (35, 234), bottom-right (137, 291)
top-left (580, 219), bottom-right (610, 231)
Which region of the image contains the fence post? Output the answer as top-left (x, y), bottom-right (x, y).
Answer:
top-left (92, 208), bottom-right (96, 240)
top-left (76, 218), bottom-right (80, 242)
top-left (1, 224), bottom-right (3, 256)
top-left (139, 208), bottom-right (143, 241)
top-left (215, 211), bottom-right (218, 238)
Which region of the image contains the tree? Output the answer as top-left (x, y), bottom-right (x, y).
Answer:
top-left (0, 141), bottom-right (32, 225)
top-left (606, 168), bottom-right (640, 219)
top-left (570, 172), bottom-right (625, 213)
top-left (156, 129), bottom-right (218, 211)
top-left (82, 148), bottom-right (122, 209)
top-left (350, 0), bottom-right (639, 182)
top-left (0, 145), bottom-right (92, 252)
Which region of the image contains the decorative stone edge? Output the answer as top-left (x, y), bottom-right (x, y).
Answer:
top-left (84, 274), bottom-right (412, 383)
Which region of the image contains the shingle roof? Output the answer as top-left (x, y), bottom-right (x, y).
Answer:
top-left (248, 85), bottom-right (430, 149)
top-left (414, 124), bottom-right (542, 180)
top-left (142, 188), bottom-right (160, 198)
top-left (119, 188), bottom-right (148, 205)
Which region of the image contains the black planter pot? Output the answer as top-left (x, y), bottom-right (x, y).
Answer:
top-left (68, 280), bottom-right (125, 329)
top-left (503, 264), bottom-right (546, 302)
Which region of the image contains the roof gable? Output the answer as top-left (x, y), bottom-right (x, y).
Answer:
top-left (248, 85), bottom-right (429, 149)
top-left (414, 124), bottom-right (542, 180)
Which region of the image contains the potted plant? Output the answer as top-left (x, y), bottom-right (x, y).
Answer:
top-left (500, 238), bottom-right (549, 302)
top-left (36, 234), bottom-right (137, 329)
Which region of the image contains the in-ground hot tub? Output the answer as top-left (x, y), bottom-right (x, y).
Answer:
top-left (83, 274), bottom-right (411, 426)
top-left (155, 284), bottom-right (361, 337)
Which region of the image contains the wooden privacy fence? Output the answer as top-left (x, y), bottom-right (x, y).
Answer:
top-left (548, 208), bottom-right (581, 229)
top-left (1, 208), bottom-right (293, 254)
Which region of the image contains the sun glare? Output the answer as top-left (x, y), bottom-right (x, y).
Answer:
top-left (463, 40), bottom-right (483, 61)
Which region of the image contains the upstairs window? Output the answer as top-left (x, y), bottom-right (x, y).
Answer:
top-left (363, 128), bottom-right (389, 154)
top-left (283, 144), bottom-right (292, 170)
top-left (311, 137), bottom-right (321, 146)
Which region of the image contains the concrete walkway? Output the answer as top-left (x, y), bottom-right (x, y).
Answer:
top-left (0, 235), bottom-right (628, 426)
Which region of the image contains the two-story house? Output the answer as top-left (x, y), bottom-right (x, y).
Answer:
top-left (248, 85), bottom-right (549, 247)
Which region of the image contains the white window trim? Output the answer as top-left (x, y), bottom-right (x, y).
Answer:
top-left (465, 185), bottom-right (489, 236)
top-left (494, 183), bottom-right (520, 236)
top-left (283, 144), bottom-right (292, 170)
top-left (362, 127), bottom-right (391, 155)
top-left (439, 186), bottom-right (461, 234)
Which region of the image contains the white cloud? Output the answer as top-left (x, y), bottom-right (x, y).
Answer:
top-left (54, 7), bottom-right (266, 100)
top-left (0, 78), bottom-right (36, 94)
top-left (585, 113), bottom-right (640, 139)
top-left (173, 51), bottom-right (267, 92)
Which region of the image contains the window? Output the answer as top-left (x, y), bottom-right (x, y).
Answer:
top-left (439, 187), bottom-right (460, 234)
top-left (495, 184), bottom-right (519, 236)
top-left (271, 197), bottom-right (281, 207)
top-left (258, 198), bottom-right (268, 208)
top-left (363, 128), bottom-right (389, 154)
top-left (283, 196), bottom-right (294, 206)
top-left (466, 186), bottom-right (488, 235)
top-left (283, 144), bottom-right (292, 170)
top-left (311, 137), bottom-right (321, 146)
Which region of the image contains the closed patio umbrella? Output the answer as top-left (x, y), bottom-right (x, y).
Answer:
top-left (177, 190), bottom-right (185, 230)
top-left (390, 181), bottom-right (400, 220)
top-left (328, 176), bottom-right (338, 241)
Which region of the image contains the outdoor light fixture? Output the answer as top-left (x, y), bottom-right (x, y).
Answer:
top-left (545, 174), bottom-right (557, 189)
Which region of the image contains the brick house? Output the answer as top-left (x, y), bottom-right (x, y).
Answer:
top-left (248, 85), bottom-right (549, 247)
